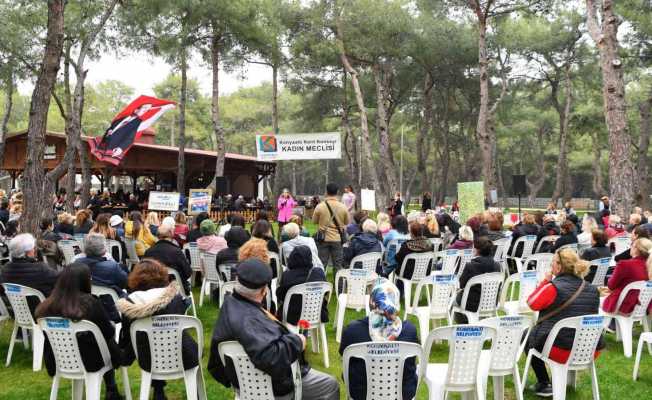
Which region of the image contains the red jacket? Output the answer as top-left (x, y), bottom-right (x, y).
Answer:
top-left (602, 256), bottom-right (648, 314)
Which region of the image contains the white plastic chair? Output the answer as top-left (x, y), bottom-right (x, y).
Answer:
top-left (342, 341), bottom-right (424, 400)
top-left (406, 273), bottom-right (456, 345)
top-left (105, 239), bottom-right (123, 263)
top-left (493, 237), bottom-right (512, 263)
top-left (424, 325), bottom-right (497, 400)
top-left (479, 315), bottom-right (532, 400)
top-left (429, 238), bottom-right (444, 252)
top-left (57, 239), bottom-right (80, 265)
top-left (633, 331), bottom-right (652, 380)
top-left (609, 236), bottom-right (632, 257)
top-left (74, 234), bottom-right (87, 250)
top-left (437, 249), bottom-right (461, 275)
top-left (558, 243), bottom-right (579, 253)
top-left (535, 235), bottom-right (560, 253)
top-left (38, 317), bottom-right (132, 400)
top-left (183, 243), bottom-right (202, 286)
top-left (124, 239), bottom-right (140, 270)
top-left (282, 281), bottom-right (332, 368)
top-left (349, 251), bottom-right (382, 274)
top-left (514, 252), bottom-right (554, 276)
top-left (395, 252), bottom-right (434, 319)
top-left (589, 257), bottom-right (612, 287)
top-left (167, 267), bottom-right (197, 317)
top-left (451, 272), bottom-right (504, 323)
top-left (198, 253), bottom-right (225, 307)
top-left (499, 271), bottom-right (539, 316)
top-left (2, 283), bottom-right (46, 371)
top-left (333, 269), bottom-right (374, 342)
top-left (0, 295), bottom-right (10, 328)
top-left (130, 315), bottom-right (207, 400)
top-left (522, 315), bottom-right (607, 400)
top-left (91, 284), bottom-right (123, 339)
top-left (456, 248), bottom-right (475, 277)
top-left (218, 341), bottom-right (302, 400)
top-left (508, 235), bottom-right (537, 261)
top-left (603, 280), bottom-right (652, 357)
top-left (268, 251), bottom-right (283, 303)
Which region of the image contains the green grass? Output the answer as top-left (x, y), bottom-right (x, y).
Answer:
top-left (1, 223), bottom-right (652, 399)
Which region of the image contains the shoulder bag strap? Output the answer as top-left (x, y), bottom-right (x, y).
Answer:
top-left (324, 200), bottom-right (343, 233)
top-left (536, 280), bottom-right (586, 326)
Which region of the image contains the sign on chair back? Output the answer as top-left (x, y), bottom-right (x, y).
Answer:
top-left (130, 315), bottom-right (207, 400)
top-left (424, 325), bottom-right (497, 400)
top-left (343, 342), bottom-right (424, 400)
top-left (283, 281), bottom-right (332, 368)
top-left (2, 283), bottom-right (46, 371)
top-left (408, 273), bottom-right (456, 345)
top-left (479, 315), bottom-right (532, 400)
top-left (38, 317), bottom-right (132, 400)
top-left (523, 315), bottom-right (607, 400)
top-left (218, 341), bottom-right (302, 400)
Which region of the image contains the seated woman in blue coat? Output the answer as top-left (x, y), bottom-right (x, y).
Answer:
top-left (339, 278), bottom-right (419, 400)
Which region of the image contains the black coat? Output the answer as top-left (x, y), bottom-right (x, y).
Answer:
top-left (54, 222), bottom-right (75, 236)
top-left (582, 245), bottom-right (613, 283)
top-left (187, 228), bottom-right (203, 244)
top-left (456, 255), bottom-right (501, 312)
top-left (614, 248), bottom-right (632, 262)
top-left (552, 232), bottom-right (578, 252)
top-left (421, 197), bottom-right (432, 212)
top-left (510, 223), bottom-right (541, 256)
top-left (343, 232), bottom-right (383, 266)
top-left (1, 257), bottom-right (59, 314)
top-left (41, 294), bottom-right (123, 376)
top-left (339, 318), bottom-right (419, 400)
top-left (74, 220), bottom-right (93, 235)
top-left (276, 245), bottom-right (328, 324)
top-left (118, 285), bottom-right (197, 372)
top-left (208, 291), bottom-right (304, 396)
top-left (0, 209), bottom-right (8, 226)
top-left (144, 240), bottom-right (192, 291)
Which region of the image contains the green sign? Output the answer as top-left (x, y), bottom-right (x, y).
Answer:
top-left (457, 181), bottom-right (485, 224)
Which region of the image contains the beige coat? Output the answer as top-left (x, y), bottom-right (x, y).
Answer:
top-left (312, 196), bottom-right (350, 242)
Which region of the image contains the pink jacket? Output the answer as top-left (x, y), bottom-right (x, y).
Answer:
top-left (277, 196), bottom-right (296, 223)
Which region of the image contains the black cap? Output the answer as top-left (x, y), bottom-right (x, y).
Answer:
top-left (236, 258), bottom-right (273, 289)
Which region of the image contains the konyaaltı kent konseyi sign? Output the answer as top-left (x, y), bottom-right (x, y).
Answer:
top-left (255, 133), bottom-right (341, 161)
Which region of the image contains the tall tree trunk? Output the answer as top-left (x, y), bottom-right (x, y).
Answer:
top-left (526, 125), bottom-right (547, 206)
top-left (336, 18), bottom-right (382, 208)
top-left (208, 27), bottom-right (226, 191)
top-left (177, 49), bottom-right (187, 195)
top-left (551, 65), bottom-right (573, 203)
top-left (79, 140), bottom-right (92, 207)
top-left (637, 92), bottom-right (652, 209)
top-left (418, 73), bottom-right (434, 196)
top-left (586, 0), bottom-right (635, 217)
top-left (65, 162), bottom-right (75, 211)
top-left (475, 16), bottom-right (497, 193)
top-left (341, 72), bottom-right (360, 194)
top-left (272, 63), bottom-right (279, 134)
top-left (591, 130), bottom-right (606, 197)
top-left (372, 62), bottom-right (398, 201)
top-left (22, 0), bottom-right (65, 234)
top-left (0, 66), bottom-right (14, 167)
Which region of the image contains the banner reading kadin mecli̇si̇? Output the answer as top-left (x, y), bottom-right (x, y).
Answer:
top-left (255, 133), bottom-right (341, 161)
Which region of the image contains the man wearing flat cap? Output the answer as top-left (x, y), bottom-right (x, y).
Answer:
top-left (208, 258), bottom-right (339, 400)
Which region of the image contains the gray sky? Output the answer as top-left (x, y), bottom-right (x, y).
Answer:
top-left (18, 50), bottom-right (273, 96)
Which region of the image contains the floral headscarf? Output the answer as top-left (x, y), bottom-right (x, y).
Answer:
top-left (368, 278), bottom-right (403, 341)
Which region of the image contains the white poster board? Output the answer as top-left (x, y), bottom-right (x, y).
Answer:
top-left (148, 191), bottom-right (180, 211)
top-left (360, 189), bottom-right (376, 211)
top-left (256, 133), bottom-right (341, 161)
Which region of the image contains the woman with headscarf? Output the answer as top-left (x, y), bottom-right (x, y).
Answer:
top-left (339, 279), bottom-right (419, 400)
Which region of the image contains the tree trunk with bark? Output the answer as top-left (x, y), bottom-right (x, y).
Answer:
top-left (637, 92), bottom-right (652, 209)
top-left (0, 67), bottom-right (13, 167)
top-left (551, 64), bottom-right (573, 203)
top-left (22, 0), bottom-right (65, 234)
top-left (475, 16), bottom-right (497, 193)
top-left (586, 0), bottom-right (636, 217)
top-left (591, 130), bottom-right (606, 197)
top-left (208, 26), bottom-right (226, 191)
top-left (372, 62), bottom-right (399, 202)
top-left (526, 125), bottom-right (547, 206)
top-left (177, 49), bottom-right (187, 195)
top-left (418, 73), bottom-right (434, 197)
top-left (341, 72), bottom-right (360, 194)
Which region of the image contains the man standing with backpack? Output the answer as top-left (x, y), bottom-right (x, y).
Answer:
top-left (312, 183), bottom-right (350, 271)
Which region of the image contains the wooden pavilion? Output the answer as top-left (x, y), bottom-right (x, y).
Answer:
top-left (2, 130), bottom-right (275, 198)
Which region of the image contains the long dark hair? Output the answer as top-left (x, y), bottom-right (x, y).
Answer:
top-left (251, 219), bottom-right (273, 240)
top-left (35, 262), bottom-right (92, 321)
top-left (130, 211), bottom-right (143, 239)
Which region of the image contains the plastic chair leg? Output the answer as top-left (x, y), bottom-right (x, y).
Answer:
top-left (189, 293), bottom-right (197, 318)
top-left (403, 281), bottom-right (413, 319)
top-left (121, 367), bottom-right (132, 400)
top-left (591, 363), bottom-right (600, 400)
top-left (49, 375), bottom-right (60, 400)
top-left (616, 317), bottom-right (634, 357)
top-left (513, 367), bottom-right (524, 400)
top-left (335, 298), bottom-right (347, 343)
top-left (5, 323), bottom-right (18, 366)
top-left (310, 328), bottom-right (319, 353)
top-left (22, 327), bottom-right (30, 349)
top-left (522, 352), bottom-right (533, 393)
top-left (85, 373), bottom-right (102, 400)
top-left (568, 370), bottom-right (577, 390)
top-left (32, 326), bottom-right (44, 371)
top-left (183, 366), bottom-right (199, 400)
top-left (492, 375), bottom-right (504, 400)
top-left (320, 324), bottom-right (329, 368)
top-left (550, 364), bottom-right (568, 400)
top-left (196, 365), bottom-right (208, 400)
top-left (417, 310), bottom-right (429, 346)
top-left (72, 379), bottom-right (84, 400)
top-left (199, 279), bottom-right (206, 306)
top-left (138, 372), bottom-right (152, 400)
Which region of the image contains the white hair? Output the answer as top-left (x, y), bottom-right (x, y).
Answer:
top-left (283, 222), bottom-right (300, 239)
top-left (234, 281), bottom-right (264, 300)
top-left (9, 233), bottom-right (36, 259)
top-left (459, 226), bottom-right (474, 242)
top-left (157, 222), bottom-right (175, 238)
top-left (362, 219), bottom-right (378, 234)
top-left (84, 233), bottom-right (107, 257)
